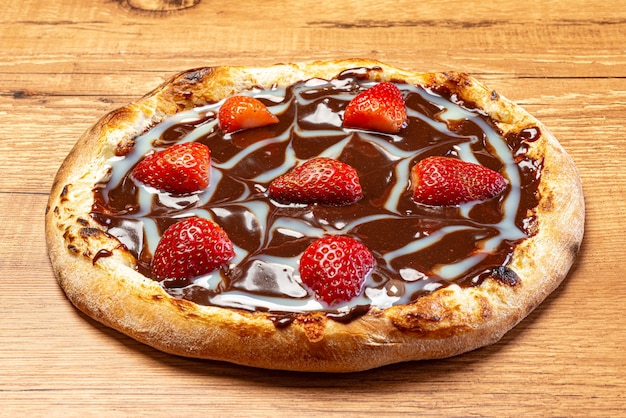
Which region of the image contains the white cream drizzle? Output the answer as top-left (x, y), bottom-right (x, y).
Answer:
top-left (97, 76), bottom-right (532, 314)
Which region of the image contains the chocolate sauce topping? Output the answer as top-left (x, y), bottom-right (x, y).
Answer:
top-left (91, 69), bottom-right (541, 321)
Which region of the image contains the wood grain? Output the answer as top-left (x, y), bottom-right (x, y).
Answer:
top-left (1, 0), bottom-right (625, 415)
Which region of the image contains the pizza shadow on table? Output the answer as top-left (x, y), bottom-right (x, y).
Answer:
top-left (46, 59), bottom-right (584, 373)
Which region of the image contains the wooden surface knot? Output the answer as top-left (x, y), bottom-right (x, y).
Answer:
top-left (121, 0), bottom-right (201, 12)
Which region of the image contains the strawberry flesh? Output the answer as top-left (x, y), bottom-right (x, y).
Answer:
top-left (218, 95), bottom-right (279, 134)
top-left (343, 82), bottom-right (407, 134)
top-left (132, 142), bottom-right (210, 195)
top-left (411, 156), bottom-right (507, 206)
top-left (268, 157), bottom-right (363, 206)
top-left (300, 236), bottom-right (375, 305)
top-left (152, 217), bottom-right (234, 280)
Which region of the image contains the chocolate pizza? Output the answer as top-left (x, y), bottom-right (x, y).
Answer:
top-left (46, 59), bottom-right (584, 372)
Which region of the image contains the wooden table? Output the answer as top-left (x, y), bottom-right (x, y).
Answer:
top-left (2, 0), bottom-right (625, 415)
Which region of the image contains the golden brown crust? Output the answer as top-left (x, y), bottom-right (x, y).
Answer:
top-left (45, 59), bottom-right (584, 372)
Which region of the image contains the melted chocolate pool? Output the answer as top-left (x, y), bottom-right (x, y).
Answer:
top-left (91, 69), bottom-right (541, 320)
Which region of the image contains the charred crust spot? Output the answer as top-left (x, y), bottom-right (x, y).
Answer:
top-left (115, 139), bottom-right (135, 157)
top-left (63, 229), bottom-right (74, 242)
top-left (172, 67), bottom-right (213, 91)
top-left (159, 67), bottom-right (216, 110)
top-left (184, 70), bottom-right (206, 83)
top-left (67, 244), bottom-right (79, 254)
top-left (60, 184), bottom-right (70, 201)
top-left (491, 266), bottom-right (520, 286)
top-left (77, 218), bottom-right (89, 227)
top-left (79, 227), bottom-right (105, 239)
top-left (152, 294), bottom-right (164, 301)
top-left (490, 90), bottom-right (499, 100)
top-left (442, 71), bottom-right (472, 88)
top-left (53, 206), bottom-right (60, 215)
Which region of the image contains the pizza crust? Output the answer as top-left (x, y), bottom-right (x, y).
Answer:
top-left (46, 59), bottom-right (584, 372)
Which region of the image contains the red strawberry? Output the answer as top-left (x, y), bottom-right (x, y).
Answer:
top-left (152, 217), bottom-right (234, 280)
top-left (300, 236), bottom-right (375, 305)
top-left (343, 82), bottom-right (407, 134)
top-left (268, 157), bottom-right (363, 206)
top-left (411, 156), bottom-right (507, 206)
top-left (218, 95), bottom-right (279, 134)
top-left (132, 142), bottom-right (210, 195)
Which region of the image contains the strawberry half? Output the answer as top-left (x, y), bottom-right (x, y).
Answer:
top-left (152, 217), bottom-right (235, 280)
top-left (299, 236), bottom-right (375, 305)
top-left (218, 95), bottom-right (279, 134)
top-left (411, 156), bottom-right (507, 206)
top-left (343, 82), bottom-right (407, 134)
top-left (132, 142), bottom-right (210, 195)
top-left (268, 157), bottom-right (363, 206)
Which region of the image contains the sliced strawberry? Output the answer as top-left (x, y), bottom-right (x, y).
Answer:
top-left (152, 217), bottom-right (235, 280)
top-left (132, 142), bottom-right (210, 195)
top-left (300, 236), bottom-right (375, 305)
top-left (411, 156), bottom-right (507, 206)
top-left (218, 95), bottom-right (279, 134)
top-left (268, 157), bottom-right (363, 206)
top-left (343, 82), bottom-right (407, 134)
